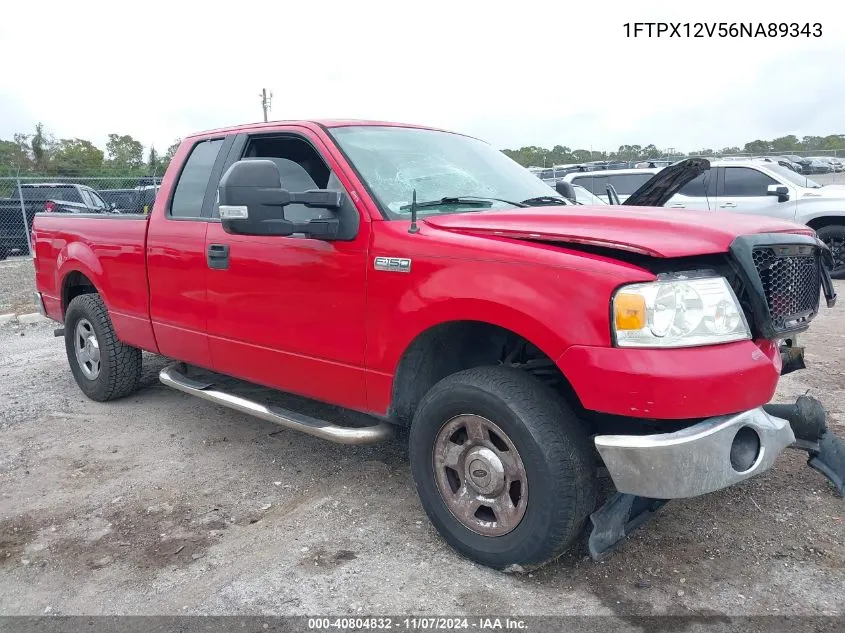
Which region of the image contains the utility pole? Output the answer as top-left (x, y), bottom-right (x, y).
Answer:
top-left (259, 88), bottom-right (273, 122)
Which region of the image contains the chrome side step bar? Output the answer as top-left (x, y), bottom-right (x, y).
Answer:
top-left (159, 363), bottom-right (394, 445)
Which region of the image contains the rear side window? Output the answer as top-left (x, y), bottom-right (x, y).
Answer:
top-left (571, 174), bottom-right (653, 195)
top-left (677, 172), bottom-right (716, 197)
top-left (170, 139), bottom-right (224, 218)
top-left (722, 167), bottom-right (777, 197)
top-left (22, 186), bottom-right (82, 203)
top-left (609, 174), bottom-right (654, 195)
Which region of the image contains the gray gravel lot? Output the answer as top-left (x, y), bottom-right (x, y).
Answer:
top-left (0, 256), bottom-right (36, 315)
top-left (0, 267), bottom-right (843, 617)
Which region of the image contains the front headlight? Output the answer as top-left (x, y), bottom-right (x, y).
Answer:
top-left (612, 272), bottom-right (751, 348)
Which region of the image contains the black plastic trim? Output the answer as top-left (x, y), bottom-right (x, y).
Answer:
top-left (729, 232), bottom-right (827, 339)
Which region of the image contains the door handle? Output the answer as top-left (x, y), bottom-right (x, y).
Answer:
top-left (720, 202), bottom-right (737, 208)
top-left (206, 243), bottom-right (230, 270)
top-left (668, 203), bottom-right (686, 208)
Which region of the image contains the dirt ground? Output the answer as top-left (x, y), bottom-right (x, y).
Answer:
top-left (0, 268), bottom-right (843, 617)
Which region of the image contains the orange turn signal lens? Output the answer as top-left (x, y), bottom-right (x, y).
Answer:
top-left (614, 293), bottom-right (646, 331)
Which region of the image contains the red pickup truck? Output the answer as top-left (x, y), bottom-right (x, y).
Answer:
top-left (31, 120), bottom-right (843, 570)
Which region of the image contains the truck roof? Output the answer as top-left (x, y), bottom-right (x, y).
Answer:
top-left (187, 119), bottom-right (456, 141)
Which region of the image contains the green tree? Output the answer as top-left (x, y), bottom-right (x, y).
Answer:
top-left (30, 122), bottom-right (56, 172)
top-left (147, 145), bottom-right (159, 174)
top-left (0, 137), bottom-right (32, 172)
top-left (106, 134), bottom-right (144, 170)
top-left (571, 149), bottom-right (592, 163)
top-left (771, 135), bottom-right (800, 152)
top-left (50, 139), bottom-right (104, 175)
top-left (743, 139), bottom-right (772, 154)
top-left (158, 138), bottom-right (182, 172)
top-left (641, 144), bottom-right (661, 159)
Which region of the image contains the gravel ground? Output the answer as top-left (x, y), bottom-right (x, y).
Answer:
top-left (0, 256), bottom-right (35, 314)
top-left (0, 280), bottom-right (843, 618)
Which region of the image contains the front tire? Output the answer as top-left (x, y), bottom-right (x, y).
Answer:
top-left (409, 366), bottom-right (597, 570)
top-left (817, 224), bottom-right (845, 279)
top-left (64, 294), bottom-right (141, 401)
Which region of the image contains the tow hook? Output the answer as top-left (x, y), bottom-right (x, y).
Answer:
top-left (764, 394), bottom-right (845, 498)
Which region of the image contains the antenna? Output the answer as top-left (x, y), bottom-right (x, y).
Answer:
top-left (408, 189), bottom-right (420, 234)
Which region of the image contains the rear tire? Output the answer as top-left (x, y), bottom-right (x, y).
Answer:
top-left (64, 294), bottom-right (141, 401)
top-left (816, 224), bottom-right (845, 279)
top-left (409, 366), bottom-right (597, 571)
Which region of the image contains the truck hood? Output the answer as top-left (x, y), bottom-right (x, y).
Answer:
top-left (622, 158), bottom-right (709, 207)
top-left (423, 207), bottom-right (814, 258)
top-left (800, 185), bottom-right (845, 199)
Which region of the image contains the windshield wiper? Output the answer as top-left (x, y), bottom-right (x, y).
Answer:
top-left (520, 196), bottom-right (570, 206)
top-left (399, 196), bottom-right (527, 210)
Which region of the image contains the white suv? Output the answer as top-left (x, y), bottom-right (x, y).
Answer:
top-left (562, 168), bottom-right (659, 203)
top-left (572, 161), bottom-right (844, 277)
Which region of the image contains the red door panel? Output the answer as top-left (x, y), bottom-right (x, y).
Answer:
top-left (204, 223), bottom-right (369, 410)
top-left (147, 217), bottom-right (212, 368)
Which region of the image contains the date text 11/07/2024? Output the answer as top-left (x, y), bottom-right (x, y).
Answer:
top-left (308, 617), bottom-right (527, 631)
top-left (624, 22), bottom-right (822, 38)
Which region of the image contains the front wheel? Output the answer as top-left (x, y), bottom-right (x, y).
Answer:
top-left (64, 294), bottom-right (142, 401)
top-left (817, 224), bottom-right (845, 279)
top-left (409, 366), bottom-right (597, 570)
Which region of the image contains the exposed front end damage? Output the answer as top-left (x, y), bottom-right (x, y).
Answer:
top-left (588, 394), bottom-right (845, 560)
top-left (587, 233), bottom-right (841, 561)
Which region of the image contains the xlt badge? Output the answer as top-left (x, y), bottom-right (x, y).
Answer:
top-left (374, 257), bottom-right (412, 273)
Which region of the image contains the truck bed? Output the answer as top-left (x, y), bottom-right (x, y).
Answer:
top-left (32, 212), bottom-right (153, 350)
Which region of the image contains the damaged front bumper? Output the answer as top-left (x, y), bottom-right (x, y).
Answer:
top-left (594, 407), bottom-right (795, 499)
top-left (589, 394), bottom-right (845, 560)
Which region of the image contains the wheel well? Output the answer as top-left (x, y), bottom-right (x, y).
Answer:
top-left (807, 216), bottom-right (845, 231)
top-left (388, 321), bottom-right (580, 426)
top-left (62, 271), bottom-right (97, 316)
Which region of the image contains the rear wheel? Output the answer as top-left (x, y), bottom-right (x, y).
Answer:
top-left (817, 224), bottom-right (845, 279)
top-left (64, 294), bottom-right (141, 401)
top-left (409, 366), bottom-right (597, 570)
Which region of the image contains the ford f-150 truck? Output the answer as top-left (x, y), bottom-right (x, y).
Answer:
top-left (31, 120), bottom-right (844, 570)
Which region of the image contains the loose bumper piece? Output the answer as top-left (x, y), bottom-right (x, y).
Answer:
top-left (594, 407), bottom-right (795, 499)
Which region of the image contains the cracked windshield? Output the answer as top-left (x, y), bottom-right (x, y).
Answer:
top-left (330, 125), bottom-right (563, 218)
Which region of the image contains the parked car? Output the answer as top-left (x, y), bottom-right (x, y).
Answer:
top-left (655, 160), bottom-right (845, 277)
top-left (99, 185), bottom-right (160, 214)
top-left (634, 159), bottom-right (672, 169)
top-left (562, 168), bottom-right (660, 202)
top-left (31, 120), bottom-right (842, 570)
top-left (752, 156), bottom-right (804, 173)
top-left (804, 159), bottom-right (835, 174)
top-left (810, 156), bottom-right (844, 173)
top-left (0, 183), bottom-right (113, 259)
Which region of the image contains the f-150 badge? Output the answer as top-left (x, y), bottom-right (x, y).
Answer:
top-left (374, 257), bottom-right (411, 273)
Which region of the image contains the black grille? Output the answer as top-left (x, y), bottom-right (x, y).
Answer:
top-left (752, 247), bottom-right (820, 330)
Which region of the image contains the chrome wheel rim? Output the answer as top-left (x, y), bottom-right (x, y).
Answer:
top-left (433, 414), bottom-right (528, 536)
top-left (74, 318), bottom-right (101, 380)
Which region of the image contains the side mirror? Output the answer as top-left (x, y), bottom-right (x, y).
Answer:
top-left (555, 180), bottom-right (577, 202)
top-left (767, 184), bottom-right (790, 203)
top-left (217, 159), bottom-right (344, 238)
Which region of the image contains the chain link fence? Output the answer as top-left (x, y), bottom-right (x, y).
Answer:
top-left (0, 176), bottom-right (161, 259)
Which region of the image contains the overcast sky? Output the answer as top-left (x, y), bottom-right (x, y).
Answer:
top-left (1, 0), bottom-right (843, 155)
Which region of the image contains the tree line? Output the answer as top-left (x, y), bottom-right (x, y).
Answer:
top-left (2, 123), bottom-right (844, 175)
top-left (0, 123), bottom-right (181, 178)
top-left (502, 134), bottom-right (845, 167)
